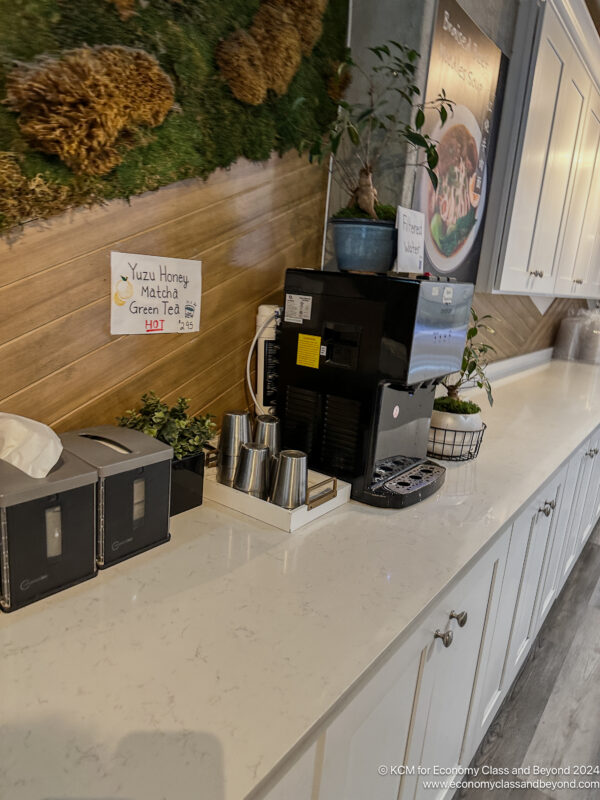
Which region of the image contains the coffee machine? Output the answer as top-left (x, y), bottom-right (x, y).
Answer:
top-left (276, 269), bottom-right (474, 507)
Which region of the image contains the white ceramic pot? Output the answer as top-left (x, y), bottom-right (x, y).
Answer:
top-left (429, 409), bottom-right (484, 459)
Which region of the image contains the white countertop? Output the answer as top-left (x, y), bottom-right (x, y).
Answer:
top-left (2, 360), bottom-right (600, 800)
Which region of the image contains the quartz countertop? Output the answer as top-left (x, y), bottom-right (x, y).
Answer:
top-left (2, 360), bottom-right (600, 800)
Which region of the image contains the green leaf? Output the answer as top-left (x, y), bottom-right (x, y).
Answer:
top-left (440, 105), bottom-right (448, 124)
top-left (426, 168), bottom-right (438, 191)
top-left (348, 124), bottom-right (360, 145)
top-left (357, 107), bottom-right (374, 122)
top-left (403, 130), bottom-right (428, 148)
top-left (427, 146), bottom-right (439, 170)
top-left (369, 46), bottom-right (384, 61)
top-left (415, 108), bottom-right (425, 129)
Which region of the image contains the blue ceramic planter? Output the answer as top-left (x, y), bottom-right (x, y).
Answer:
top-left (331, 218), bottom-right (397, 273)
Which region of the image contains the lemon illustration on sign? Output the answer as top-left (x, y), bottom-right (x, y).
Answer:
top-left (114, 275), bottom-right (134, 306)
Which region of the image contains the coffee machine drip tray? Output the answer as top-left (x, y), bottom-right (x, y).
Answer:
top-left (361, 456), bottom-right (446, 509)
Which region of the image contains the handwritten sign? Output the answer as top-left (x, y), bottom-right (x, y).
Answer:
top-left (396, 206), bottom-right (424, 273)
top-left (110, 252), bottom-right (202, 335)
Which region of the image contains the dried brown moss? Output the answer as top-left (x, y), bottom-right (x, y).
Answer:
top-left (273, 0), bottom-right (327, 55)
top-left (216, 29), bottom-right (268, 106)
top-left (0, 152), bottom-right (96, 231)
top-left (108, 0), bottom-right (137, 21)
top-left (4, 45), bottom-right (175, 175)
top-left (250, 3), bottom-right (302, 95)
top-left (217, 0), bottom-right (328, 104)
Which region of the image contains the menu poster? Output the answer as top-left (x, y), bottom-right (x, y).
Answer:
top-left (414, 0), bottom-right (503, 283)
top-left (110, 251), bottom-right (202, 335)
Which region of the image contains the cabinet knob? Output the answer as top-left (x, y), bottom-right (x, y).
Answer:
top-left (539, 505), bottom-right (551, 517)
top-left (573, 279), bottom-right (584, 285)
top-left (434, 629), bottom-right (453, 648)
top-left (531, 270), bottom-right (544, 278)
top-left (547, 499), bottom-right (556, 510)
top-left (586, 449), bottom-right (595, 458)
top-left (449, 610), bottom-right (468, 627)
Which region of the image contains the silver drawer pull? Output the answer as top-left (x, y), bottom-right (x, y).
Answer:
top-left (539, 505), bottom-right (551, 517)
top-left (531, 270), bottom-right (544, 278)
top-left (573, 278), bottom-right (584, 285)
top-left (434, 629), bottom-right (453, 648)
top-left (449, 610), bottom-right (468, 627)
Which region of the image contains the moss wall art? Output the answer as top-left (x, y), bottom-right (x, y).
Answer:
top-left (0, 0), bottom-right (348, 235)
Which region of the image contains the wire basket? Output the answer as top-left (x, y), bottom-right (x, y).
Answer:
top-left (427, 423), bottom-right (487, 462)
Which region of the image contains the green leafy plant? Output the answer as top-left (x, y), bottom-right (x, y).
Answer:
top-left (117, 392), bottom-right (215, 460)
top-left (438, 308), bottom-right (495, 409)
top-left (308, 41), bottom-right (454, 220)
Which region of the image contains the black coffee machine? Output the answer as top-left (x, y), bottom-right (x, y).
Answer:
top-left (276, 269), bottom-right (474, 507)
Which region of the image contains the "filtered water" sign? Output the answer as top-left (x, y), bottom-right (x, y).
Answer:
top-left (110, 251), bottom-right (202, 335)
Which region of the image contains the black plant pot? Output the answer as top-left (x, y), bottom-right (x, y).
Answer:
top-left (170, 451), bottom-right (205, 516)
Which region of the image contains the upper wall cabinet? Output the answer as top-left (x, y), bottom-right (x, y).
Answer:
top-left (478, 0), bottom-right (600, 298)
top-left (555, 84), bottom-right (600, 296)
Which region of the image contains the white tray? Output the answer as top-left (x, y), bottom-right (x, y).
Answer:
top-left (203, 467), bottom-right (351, 532)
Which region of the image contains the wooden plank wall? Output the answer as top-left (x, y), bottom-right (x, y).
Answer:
top-left (0, 151), bottom-right (584, 435)
top-left (0, 151), bottom-right (328, 431)
top-left (473, 293), bottom-right (586, 361)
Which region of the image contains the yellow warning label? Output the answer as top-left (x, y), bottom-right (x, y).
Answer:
top-left (296, 333), bottom-right (321, 369)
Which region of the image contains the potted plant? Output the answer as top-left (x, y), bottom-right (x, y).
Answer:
top-left (310, 41), bottom-right (453, 272)
top-left (428, 309), bottom-right (495, 460)
top-left (118, 392), bottom-right (215, 515)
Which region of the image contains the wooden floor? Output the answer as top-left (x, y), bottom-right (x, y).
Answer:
top-left (458, 524), bottom-right (600, 800)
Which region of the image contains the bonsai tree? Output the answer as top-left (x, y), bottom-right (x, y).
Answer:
top-left (435, 309), bottom-right (496, 414)
top-left (118, 392), bottom-right (215, 460)
top-left (310, 41), bottom-right (454, 220)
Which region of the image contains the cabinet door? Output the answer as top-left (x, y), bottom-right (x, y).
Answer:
top-left (555, 88), bottom-right (600, 296)
top-left (576, 432), bottom-right (600, 552)
top-left (261, 743), bottom-right (317, 800)
top-left (404, 537), bottom-right (505, 800)
top-left (557, 438), bottom-right (595, 588)
top-left (500, 4), bottom-right (588, 295)
top-left (503, 474), bottom-right (562, 686)
top-left (317, 624), bottom-right (430, 800)
top-left (536, 462), bottom-right (574, 625)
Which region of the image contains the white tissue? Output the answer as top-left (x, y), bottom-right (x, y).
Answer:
top-left (0, 413), bottom-right (63, 479)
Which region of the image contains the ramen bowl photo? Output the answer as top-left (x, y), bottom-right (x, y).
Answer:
top-left (419, 104), bottom-right (487, 273)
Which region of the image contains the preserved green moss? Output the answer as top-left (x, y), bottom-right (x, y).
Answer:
top-left (0, 0), bottom-right (348, 234)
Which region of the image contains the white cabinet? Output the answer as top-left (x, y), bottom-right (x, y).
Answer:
top-left (499, 3), bottom-right (589, 295)
top-left (503, 472), bottom-right (563, 685)
top-left (478, 0), bottom-right (600, 298)
top-left (317, 625), bottom-right (429, 800)
top-left (403, 534), bottom-right (508, 800)
top-left (536, 464), bottom-right (572, 626)
top-left (576, 430), bottom-right (600, 552)
top-left (261, 744), bottom-right (317, 800)
top-left (466, 468), bottom-right (563, 756)
top-left (555, 86), bottom-right (600, 296)
top-left (262, 426), bottom-right (600, 800)
top-left (556, 437), bottom-right (596, 588)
